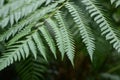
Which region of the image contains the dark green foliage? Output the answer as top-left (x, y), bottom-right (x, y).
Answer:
top-left (16, 54), bottom-right (48, 80)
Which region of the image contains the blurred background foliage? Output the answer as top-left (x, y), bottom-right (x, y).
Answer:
top-left (0, 0), bottom-right (120, 80)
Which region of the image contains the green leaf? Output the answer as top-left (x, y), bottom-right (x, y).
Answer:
top-left (82, 0), bottom-right (120, 54)
top-left (46, 18), bottom-right (65, 60)
top-left (0, 0), bottom-right (45, 27)
top-left (16, 55), bottom-right (48, 80)
top-left (32, 31), bottom-right (48, 61)
top-left (0, 34), bottom-right (37, 70)
top-left (0, 2), bottom-right (58, 41)
top-left (7, 22), bottom-right (36, 46)
top-left (55, 11), bottom-right (75, 65)
top-left (27, 37), bottom-right (37, 59)
top-left (65, 2), bottom-right (95, 60)
top-left (39, 25), bottom-right (56, 59)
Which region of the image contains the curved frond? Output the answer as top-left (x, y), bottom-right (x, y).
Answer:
top-left (39, 25), bottom-right (56, 59)
top-left (46, 18), bottom-right (65, 60)
top-left (65, 2), bottom-right (95, 60)
top-left (0, 0), bottom-right (29, 17)
top-left (55, 11), bottom-right (75, 65)
top-left (32, 31), bottom-right (48, 61)
top-left (16, 55), bottom-right (48, 80)
top-left (0, 0), bottom-right (45, 27)
top-left (82, 0), bottom-right (120, 53)
top-left (27, 37), bottom-right (37, 59)
top-left (0, 3), bottom-right (58, 41)
top-left (0, 34), bottom-right (37, 70)
top-left (7, 22), bottom-right (36, 46)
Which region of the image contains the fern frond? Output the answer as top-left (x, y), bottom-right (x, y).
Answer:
top-left (46, 18), bottom-right (65, 60)
top-left (0, 34), bottom-right (37, 70)
top-left (65, 2), bottom-right (95, 60)
top-left (7, 22), bottom-right (36, 46)
top-left (0, 0), bottom-right (45, 27)
top-left (0, 0), bottom-right (28, 17)
top-left (27, 37), bottom-right (37, 59)
top-left (0, 3), bottom-right (58, 41)
top-left (39, 25), bottom-right (56, 59)
top-left (82, 0), bottom-right (120, 53)
top-left (0, 2), bottom-right (57, 29)
top-left (16, 55), bottom-right (48, 80)
top-left (110, 0), bottom-right (120, 7)
top-left (32, 31), bottom-right (48, 61)
top-left (55, 11), bottom-right (75, 65)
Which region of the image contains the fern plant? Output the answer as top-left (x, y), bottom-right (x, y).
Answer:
top-left (0, 0), bottom-right (120, 80)
top-left (111, 0), bottom-right (120, 7)
top-left (15, 54), bottom-right (48, 80)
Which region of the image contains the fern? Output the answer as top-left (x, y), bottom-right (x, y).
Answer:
top-left (7, 22), bottom-right (36, 46)
top-left (39, 25), bottom-right (57, 59)
top-left (46, 18), bottom-right (65, 60)
top-left (0, 0), bottom-right (44, 26)
top-left (0, 34), bottom-right (38, 70)
top-left (0, 0), bottom-right (66, 71)
top-left (0, 0), bottom-right (120, 79)
top-left (54, 11), bottom-right (75, 65)
top-left (0, 26), bottom-right (50, 70)
top-left (82, 0), bottom-right (120, 53)
top-left (0, 3), bottom-right (58, 41)
top-left (0, 26), bottom-right (56, 70)
top-left (0, 0), bottom-right (30, 17)
top-left (65, 2), bottom-right (95, 60)
top-left (27, 37), bottom-right (37, 59)
top-left (110, 0), bottom-right (120, 7)
top-left (1, 2), bottom-right (57, 28)
top-left (16, 54), bottom-right (48, 80)
top-left (32, 31), bottom-right (48, 61)
top-left (0, 0), bottom-right (45, 27)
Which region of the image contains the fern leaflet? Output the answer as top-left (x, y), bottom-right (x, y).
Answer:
top-left (46, 18), bottom-right (65, 60)
top-left (32, 31), bottom-right (48, 61)
top-left (39, 25), bottom-right (57, 59)
top-left (16, 55), bottom-right (48, 80)
top-left (0, 0), bottom-right (29, 17)
top-left (0, 3), bottom-right (58, 41)
top-left (55, 11), bottom-right (75, 65)
top-left (0, 33), bottom-right (37, 70)
top-left (0, 0), bottom-right (45, 27)
top-left (82, 0), bottom-right (120, 53)
top-left (65, 2), bottom-right (95, 60)
top-left (7, 22), bottom-right (36, 46)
